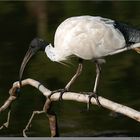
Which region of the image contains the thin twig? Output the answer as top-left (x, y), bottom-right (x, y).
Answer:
top-left (0, 109), bottom-right (11, 130)
top-left (23, 98), bottom-right (58, 137)
top-left (23, 110), bottom-right (45, 137)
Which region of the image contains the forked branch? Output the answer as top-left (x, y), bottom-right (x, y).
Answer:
top-left (9, 78), bottom-right (140, 122)
top-left (0, 78), bottom-right (140, 137)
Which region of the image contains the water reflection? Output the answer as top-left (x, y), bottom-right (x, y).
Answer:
top-left (0, 1), bottom-right (140, 137)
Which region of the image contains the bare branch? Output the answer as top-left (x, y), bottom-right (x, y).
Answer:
top-left (0, 96), bottom-right (16, 113)
top-left (23, 110), bottom-right (45, 137)
top-left (0, 78), bottom-right (140, 137)
top-left (0, 109), bottom-right (11, 130)
top-left (8, 78), bottom-right (140, 123)
top-left (0, 87), bottom-right (17, 131)
top-left (23, 98), bottom-right (58, 137)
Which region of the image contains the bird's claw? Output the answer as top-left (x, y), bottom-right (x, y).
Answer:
top-left (88, 92), bottom-right (101, 110)
top-left (48, 88), bottom-right (68, 101)
top-left (82, 92), bottom-right (101, 110)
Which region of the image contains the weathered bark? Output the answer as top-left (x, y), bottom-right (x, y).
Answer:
top-left (0, 78), bottom-right (140, 137)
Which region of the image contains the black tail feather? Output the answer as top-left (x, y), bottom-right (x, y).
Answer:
top-left (114, 21), bottom-right (140, 44)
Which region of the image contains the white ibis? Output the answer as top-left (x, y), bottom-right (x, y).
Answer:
top-left (19, 16), bottom-right (140, 107)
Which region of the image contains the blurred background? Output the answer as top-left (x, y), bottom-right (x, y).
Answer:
top-left (0, 1), bottom-right (140, 137)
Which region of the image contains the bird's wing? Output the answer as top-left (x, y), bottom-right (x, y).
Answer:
top-left (114, 21), bottom-right (140, 44)
top-left (54, 16), bottom-right (126, 60)
top-left (69, 16), bottom-right (126, 59)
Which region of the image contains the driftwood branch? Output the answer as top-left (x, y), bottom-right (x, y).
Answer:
top-left (10, 78), bottom-right (140, 122)
top-left (0, 78), bottom-right (140, 136)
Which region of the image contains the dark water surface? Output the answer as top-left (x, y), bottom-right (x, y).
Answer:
top-left (0, 1), bottom-right (140, 137)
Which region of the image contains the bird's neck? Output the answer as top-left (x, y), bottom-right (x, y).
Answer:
top-left (45, 44), bottom-right (67, 62)
top-left (114, 21), bottom-right (140, 44)
top-left (45, 44), bottom-right (57, 61)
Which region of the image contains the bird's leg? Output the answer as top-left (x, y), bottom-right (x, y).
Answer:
top-left (48, 59), bottom-right (83, 100)
top-left (88, 61), bottom-right (101, 109)
top-left (65, 59), bottom-right (83, 91)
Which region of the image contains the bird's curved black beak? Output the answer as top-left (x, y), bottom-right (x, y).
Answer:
top-left (19, 38), bottom-right (48, 88)
top-left (19, 47), bottom-right (36, 88)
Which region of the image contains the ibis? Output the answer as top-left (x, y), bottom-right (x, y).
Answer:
top-left (19, 16), bottom-right (140, 106)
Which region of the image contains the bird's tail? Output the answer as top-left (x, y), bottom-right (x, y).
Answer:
top-left (133, 47), bottom-right (140, 54)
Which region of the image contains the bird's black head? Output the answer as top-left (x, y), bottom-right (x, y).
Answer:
top-left (19, 38), bottom-right (49, 88)
top-left (30, 38), bottom-right (48, 52)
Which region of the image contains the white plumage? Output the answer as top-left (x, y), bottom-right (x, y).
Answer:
top-left (19, 15), bottom-right (140, 106)
top-left (46, 16), bottom-right (126, 62)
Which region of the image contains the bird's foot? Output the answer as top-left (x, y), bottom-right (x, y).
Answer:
top-left (82, 92), bottom-right (101, 110)
top-left (48, 88), bottom-right (68, 101)
top-left (88, 92), bottom-right (101, 108)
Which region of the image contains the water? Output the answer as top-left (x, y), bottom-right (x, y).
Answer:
top-left (0, 1), bottom-right (140, 137)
